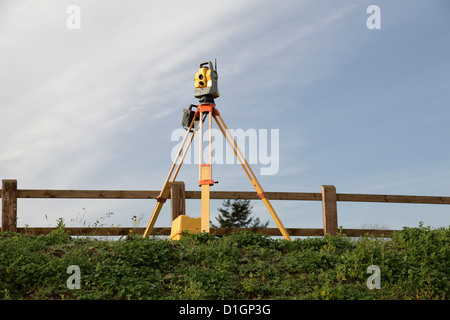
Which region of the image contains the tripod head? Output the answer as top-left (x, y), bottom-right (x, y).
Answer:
top-left (194, 60), bottom-right (219, 103)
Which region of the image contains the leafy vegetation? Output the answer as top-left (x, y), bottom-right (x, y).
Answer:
top-left (0, 223), bottom-right (448, 300)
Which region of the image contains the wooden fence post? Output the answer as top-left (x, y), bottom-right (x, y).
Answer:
top-left (322, 185), bottom-right (338, 237)
top-left (171, 181), bottom-right (186, 221)
top-left (2, 180), bottom-right (18, 232)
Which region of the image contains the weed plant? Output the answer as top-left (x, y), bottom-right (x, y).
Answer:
top-left (0, 223), bottom-right (448, 300)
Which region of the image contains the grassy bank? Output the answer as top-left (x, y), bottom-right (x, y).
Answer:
top-left (0, 224), bottom-right (448, 300)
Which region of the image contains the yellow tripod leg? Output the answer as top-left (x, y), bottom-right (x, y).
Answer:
top-left (201, 184), bottom-right (210, 233)
top-left (143, 201), bottom-right (165, 238)
top-left (143, 113), bottom-right (198, 239)
top-left (200, 165), bottom-right (211, 233)
top-left (251, 179), bottom-right (291, 241)
top-left (261, 197), bottom-right (291, 240)
top-left (143, 183), bottom-right (173, 238)
top-left (214, 112), bottom-right (291, 241)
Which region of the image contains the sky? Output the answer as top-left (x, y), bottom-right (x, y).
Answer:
top-left (1, 0), bottom-right (449, 231)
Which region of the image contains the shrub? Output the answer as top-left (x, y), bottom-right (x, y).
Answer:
top-left (0, 224), bottom-right (447, 300)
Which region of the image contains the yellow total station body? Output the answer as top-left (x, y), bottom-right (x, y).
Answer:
top-left (194, 61), bottom-right (219, 100)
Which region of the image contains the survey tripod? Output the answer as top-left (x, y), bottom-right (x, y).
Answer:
top-left (143, 61), bottom-right (291, 241)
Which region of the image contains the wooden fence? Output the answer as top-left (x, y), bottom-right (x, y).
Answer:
top-left (1, 179), bottom-right (450, 237)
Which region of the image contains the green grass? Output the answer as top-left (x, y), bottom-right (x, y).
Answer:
top-left (0, 223), bottom-right (448, 300)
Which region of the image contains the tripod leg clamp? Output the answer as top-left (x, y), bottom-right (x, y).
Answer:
top-left (156, 196), bottom-right (167, 203)
top-left (199, 180), bottom-right (214, 186)
top-left (156, 182), bottom-right (174, 203)
top-left (251, 179), bottom-right (267, 199)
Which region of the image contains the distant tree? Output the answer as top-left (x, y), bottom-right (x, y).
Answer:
top-left (213, 199), bottom-right (269, 228)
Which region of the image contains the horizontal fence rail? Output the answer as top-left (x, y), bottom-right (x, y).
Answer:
top-left (1, 179), bottom-right (449, 237)
top-left (3, 189), bottom-right (449, 204)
